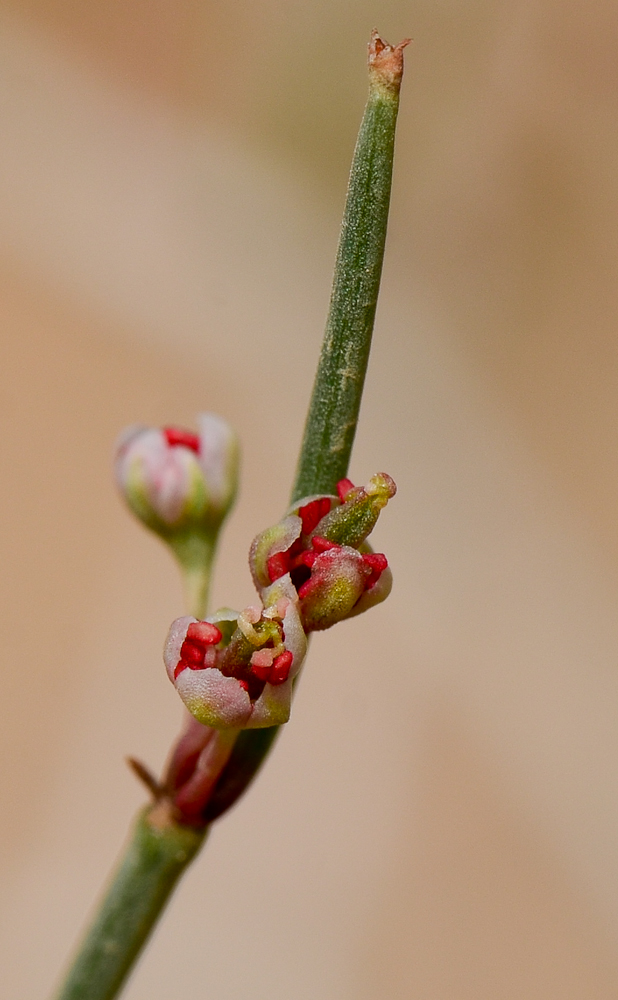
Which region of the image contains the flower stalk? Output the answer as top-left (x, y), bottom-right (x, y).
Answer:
top-left (52, 30), bottom-right (408, 1000)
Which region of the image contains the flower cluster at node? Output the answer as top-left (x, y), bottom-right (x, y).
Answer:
top-left (250, 472), bottom-right (395, 631)
top-left (164, 473), bottom-right (395, 729)
top-left (164, 575), bottom-right (307, 729)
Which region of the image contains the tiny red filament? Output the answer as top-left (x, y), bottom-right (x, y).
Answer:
top-left (299, 497), bottom-right (331, 535)
top-left (267, 551), bottom-right (290, 583)
top-left (337, 478), bottom-right (355, 502)
top-left (362, 552), bottom-right (388, 589)
top-left (163, 427), bottom-right (200, 453)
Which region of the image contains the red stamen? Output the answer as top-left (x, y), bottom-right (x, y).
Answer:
top-left (311, 535), bottom-right (339, 552)
top-left (180, 640), bottom-right (206, 666)
top-left (250, 661), bottom-right (272, 682)
top-left (299, 497), bottom-right (331, 535)
top-left (337, 478), bottom-right (355, 502)
top-left (163, 427), bottom-right (200, 452)
top-left (267, 551), bottom-right (290, 582)
top-left (270, 651), bottom-right (293, 684)
top-left (362, 552), bottom-right (388, 589)
top-left (187, 621), bottom-right (222, 645)
top-left (238, 679), bottom-right (250, 692)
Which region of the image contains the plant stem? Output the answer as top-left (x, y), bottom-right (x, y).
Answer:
top-left (52, 809), bottom-right (206, 1000)
top-left (52, 32), bottom-right (407, 1000)
top-left (291, 31), bottom-right (409, 503)
top-left (170, 532), bottom-right (217, 619)
top-left (215, 32), bottom-right (410, 820)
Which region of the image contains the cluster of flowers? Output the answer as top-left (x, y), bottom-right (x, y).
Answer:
top-left (116, 415), bottom-right (395, 731)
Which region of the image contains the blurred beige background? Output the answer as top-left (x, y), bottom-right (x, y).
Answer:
top-left (2, 1), bottom-right (618, 997)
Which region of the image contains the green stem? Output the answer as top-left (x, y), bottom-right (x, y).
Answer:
top-left (170, 532), bottom-right (217, 619)
top-left (213, 33), bottom-right (409, 822)
top-left (52, 809), bottom-right (206, 1000)
top-left (291, 32), bottom-right (408, 503)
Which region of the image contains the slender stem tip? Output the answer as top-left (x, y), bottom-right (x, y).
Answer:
top-left (368, 30), bottom-right (411, 93)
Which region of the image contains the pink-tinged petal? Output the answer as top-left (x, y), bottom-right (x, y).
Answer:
top-left (346, 565), bottom-right (393, 619)
top-left (247, 678), bottom-right (294, 728)
top-left (279, 599), bottom-right (307, 677)
top-left (176, 668), bottom-right (253, 729)
top-left (164, 616), bottom-right (196, 683)
top-left (249, 515), bottom-right (302, 591)
top-left (261, 572), bottom-right (299, 609)
top-left (196, 412), bottom-right (239, 513)
top-left (115, 426), bottom-right (200, 526)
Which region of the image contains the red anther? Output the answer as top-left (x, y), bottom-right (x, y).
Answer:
top-left (362, 552), bottom-right (388, 589)
top-left (299, 497), bottom-right (331, 535)
top-left (163, 427), bottom-right (200, 452)
top-left (174, 659), bottom-right (188, 679)
top-left (337, 478), bottom-right (355, 502)
top-left (270, 651), bottom-right (293, 684)
top-left (180, 640), bottom-right (206, 666)
top-left (267, 551), bottom-right (290, 582)
top-left (238, 679), bottom-right (250, 692)
top-left (250, 661), bottom-right (272, 682)
top-left (311, 535), bottom-right (339, 552)
top-left (187, 621), bottom-right (222, 646)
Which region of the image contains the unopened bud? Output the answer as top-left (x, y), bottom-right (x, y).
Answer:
top-left (115, 413), bottom-right (239, 616)
top-left (115, 413), bottom-right (238, 535)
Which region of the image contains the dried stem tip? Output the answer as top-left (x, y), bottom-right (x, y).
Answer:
top-left (368, 30), bottom-right (411, 93)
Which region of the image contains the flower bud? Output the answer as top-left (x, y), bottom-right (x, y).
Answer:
top-left (115, 413), bottom-right (239, 616)
top-left (248, 474), bottom-right (395, 632)
top-left (115, 413), bottom-right (238, 536)
top-left (164, 581), bottom-right (307, 729)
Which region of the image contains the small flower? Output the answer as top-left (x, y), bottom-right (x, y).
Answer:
top-left (115, 413), bottom-right (239, 538)
top-left (249, 473), bottom-right (395, 632)
top-left (115, 413), bottom-right (239, 616)
top-left (164, 578), bottom-right (307, 729)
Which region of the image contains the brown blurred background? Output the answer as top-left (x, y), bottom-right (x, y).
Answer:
top-left (3, 1), bottom-right (618, 997)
